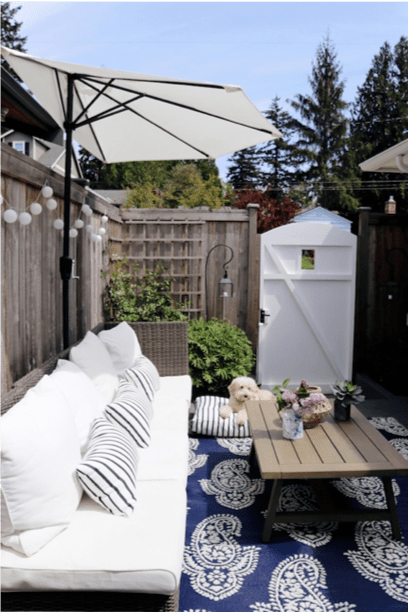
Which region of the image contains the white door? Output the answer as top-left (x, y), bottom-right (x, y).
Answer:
top-left (257, 222), bottom-right (357, 394)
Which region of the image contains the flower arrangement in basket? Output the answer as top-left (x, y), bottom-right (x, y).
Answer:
top-left (273, 379), bottom-right (332, 429)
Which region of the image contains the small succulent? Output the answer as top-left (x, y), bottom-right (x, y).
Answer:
top-left (331, 381), bottom-right (365, 407)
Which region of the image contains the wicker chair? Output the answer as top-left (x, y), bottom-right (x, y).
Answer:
top-left (1, 321), bottom-right (189, 612)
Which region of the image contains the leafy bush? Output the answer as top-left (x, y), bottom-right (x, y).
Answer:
top-left (103, 258), bottom-right (187, 322)
top-left (188, 318), bottom-right (255, 396)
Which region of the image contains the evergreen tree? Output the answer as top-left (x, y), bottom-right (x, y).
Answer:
top-left (289, 34), bottom-right (356, 211)
top-left (226, 147), bottom-right (260, 189)
top-left (259, 96), bottom-right (302, 199)
top-left (351, 37), bottom-right (408, 211)
top-left (1, 3), bottom-right (27, 81)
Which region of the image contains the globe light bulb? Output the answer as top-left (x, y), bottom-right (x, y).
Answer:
top-left (4, 209), bottom-right (18, 223)
top-left (69, 228), bottom-right (78, 238)
top-left (91, 233), bottom-right (98, 242)
top-left (86, 224), bottom-right (93, 233)
top-left (30, 202), bottom-right (43, 215)
top-left (101, 215), bottom-right (108, 224)
top-left (84, 206), bottom-right (93, 217)
top-left (19, 212), bottom-right (32, 225)
top-left (54, 219), bottom-right (64, 230)
top-left (95, 234), bottom-right (102, 242)
top-left (74, 219), bottom-right (84, 229)
top-left (98, 227), bottom-right (107, 235)
top-left (42, 186), bottom-right (53, 198)
top-left (46, 198), bottom-right (57, 211)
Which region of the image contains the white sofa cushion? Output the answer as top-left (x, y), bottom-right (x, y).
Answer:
top-left (1, 481), bottom-right (187, 595)
top-left (105, 380), bottom-right (152, 448)
top-left (76, 418), bottom-right (139, 517)
top-left (48, 360), bottom-right (107, 454)
top-left (1, 377), bottom-right (82, 557)
top-left (125, 356), bottom-right (160, 402)
top-left (150, 375), bottom-right (192, 436)
top-left (98, 322), bottom-right (142, 377)
top-left (69, 331), bottom-right (119, 403)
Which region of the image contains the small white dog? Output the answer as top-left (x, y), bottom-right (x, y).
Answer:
top-left (220, 376), bottom-right (276, 426)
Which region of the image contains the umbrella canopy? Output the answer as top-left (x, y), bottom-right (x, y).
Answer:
top-left (1, 47), bottom-right (281, 162)
top-left (359, 138), bottom-right (408, 174)
top-left (1, 46), bottom-right (282, 348)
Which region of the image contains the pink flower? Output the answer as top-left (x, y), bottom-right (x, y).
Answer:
top-left (300, 379), bottom-right (309, 388)
top-left (282, 390), bottom-right (297, 404)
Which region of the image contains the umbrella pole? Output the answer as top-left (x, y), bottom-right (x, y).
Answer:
top-left (60, 74), bottom-right (74, 350)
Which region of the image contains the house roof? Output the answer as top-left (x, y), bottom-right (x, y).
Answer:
top-left (359, 138), bottom-right (408, 174)
top-left (293, 206), bottom-right (351, 232)
top-left (1, 67), bottom-right (63, 144)
top-left (34, 137), bottom-right (82, 178)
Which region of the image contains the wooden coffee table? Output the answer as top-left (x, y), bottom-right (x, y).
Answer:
top-left (246, 399), bottom-right (408, 543)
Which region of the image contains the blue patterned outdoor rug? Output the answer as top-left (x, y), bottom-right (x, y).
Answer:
top-left (179, 417), bottom-right (408, 612)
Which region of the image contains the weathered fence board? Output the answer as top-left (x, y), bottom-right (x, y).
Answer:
top-left (1, 145), bottom-right (121, 393)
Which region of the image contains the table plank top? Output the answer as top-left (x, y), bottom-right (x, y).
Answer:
top-left (246, 400), bottom-right (408, 480)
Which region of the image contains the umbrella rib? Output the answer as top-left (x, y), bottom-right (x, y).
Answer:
top-left (54, 70), bottom-right (108, 161)
top-left (79, 78), bottom-right (213, 158)
top-left (82, 76), bottom-right (274, 136)
top-left (74, 78), bottom-right (116, 124)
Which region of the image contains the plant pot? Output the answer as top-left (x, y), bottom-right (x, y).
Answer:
top-left (334, 399), bottom-right (351, 421)
top-left (282, 408), bottom-right (304, 440)
top-left (296, 385), bottom-right (332, 429)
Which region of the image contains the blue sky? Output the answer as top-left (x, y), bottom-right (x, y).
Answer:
top-left (9, 1), bottom-right (408, 180)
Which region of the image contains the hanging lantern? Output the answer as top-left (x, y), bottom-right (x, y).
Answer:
top-left (19, 212), bottom-right (32, 225)
top-left (30, 202), bottom-right (43, 215)
top-left (54, 219), bottom-right (64, 230)
top-left (385, 195), bottom-right (396, 214)
top-left (101, 214), bottom-right (108, 224)
top-left (46, 198), bottom-right (58, 211)
top-left (98, 227), bottom-right (107, 235)
top-left (69, 228), bottom-right (78, 238)
top-left (74, 219), bottom-right (84, 229)
top-left (86, 224), bottom-right (93, 233)
top-left (42, 185), bottom-right (53, 199)
top-left (4, 209), bottom-right (18, 223)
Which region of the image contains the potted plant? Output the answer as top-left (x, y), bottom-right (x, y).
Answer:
top-left (331, 381), bottom-right (365, 421)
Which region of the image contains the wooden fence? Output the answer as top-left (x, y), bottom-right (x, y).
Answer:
top-left (1, 145), bottom-right (260, 393)
top-left (354, 207), bottom-right (408, 391)
top-left (119, 205), bottom-right (260, 338)
top-left (1, 144), bottom-right (121, 392)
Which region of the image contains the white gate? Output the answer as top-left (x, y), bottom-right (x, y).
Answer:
top-left (257, 222), bottom-right (357, 393)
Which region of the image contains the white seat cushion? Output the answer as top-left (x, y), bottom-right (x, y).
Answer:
top-left (48, 360), bottom-right (107, 454)
top-left (69, 331), bottom-right (119, 403)
top-left (1, 481), bottom-right (187, 595)
top-left (137, 431), bottom-right (189, 485)
top-left (98, 322), bottom-right (142, 377)
top-left (1, 377), bottom-right (82, 557)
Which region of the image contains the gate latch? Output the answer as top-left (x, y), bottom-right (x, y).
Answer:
top-left (260, 309), bottom-right (270, 324)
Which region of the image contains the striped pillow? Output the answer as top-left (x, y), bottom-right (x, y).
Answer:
top-left (76, 418), bottom-right (139, 517)
top-left (105, 380), bottom-right (152, 448)
top-left (125, 355), bottom-right (160, 402)
top-left (190, 396), bottom-right (251, 437)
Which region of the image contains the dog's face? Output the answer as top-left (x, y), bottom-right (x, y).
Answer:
top-left (228, 377), bottom-right (259, 402)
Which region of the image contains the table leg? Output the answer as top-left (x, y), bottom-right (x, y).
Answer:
top-left (262, 479), bottom-right (282, 543)
top-left (382, 476), bottom-right (402, 540)
top-left (248, 441), bottom-right (255, 468)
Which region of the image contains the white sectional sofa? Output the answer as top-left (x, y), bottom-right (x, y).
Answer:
top-left (1, 321), bottom-right (191, 612)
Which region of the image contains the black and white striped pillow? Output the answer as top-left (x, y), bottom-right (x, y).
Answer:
top-left (125, 355), bottom-right (160, 402)
top-left (190, 396), bottom-right (251, 437)
top-left (105, 380), bottom-right (152, 448)
top-left (76, 418), bottom-right (139, 517)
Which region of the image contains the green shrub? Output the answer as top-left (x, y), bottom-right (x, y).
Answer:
top-left (103, 258), bottom-right (187, 322)
top-left (188, 318), bottom-right (255, 396)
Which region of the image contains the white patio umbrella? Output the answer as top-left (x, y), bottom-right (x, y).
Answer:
top-left (1, 46), bottom-right (282, 347)
top-left (359, 138), bottom-right (408, 174)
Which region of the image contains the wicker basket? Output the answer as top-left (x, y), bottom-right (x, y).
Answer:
top-left (297, 385), bottom-right (332, 429)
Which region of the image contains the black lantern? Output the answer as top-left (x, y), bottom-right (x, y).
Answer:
top-left (205, 244), bottom-right (234, 319)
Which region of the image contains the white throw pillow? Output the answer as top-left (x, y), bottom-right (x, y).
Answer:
top-left (125, 355), bottom-right (160, 402)
top-left (105, 380), bottom-right (152, 448)
top-left (1, 376), bottom-right (83, 556)
top-left (98, 322), bottom-right (142, 377)
top-left (76, 418), bottom-right (139, 517)
top-left (190, 395), bottom-right (251, 437)
top-left (69, 331), bottom-right (119, 403)
top-left (48, 360), bottom-right (107, 454)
